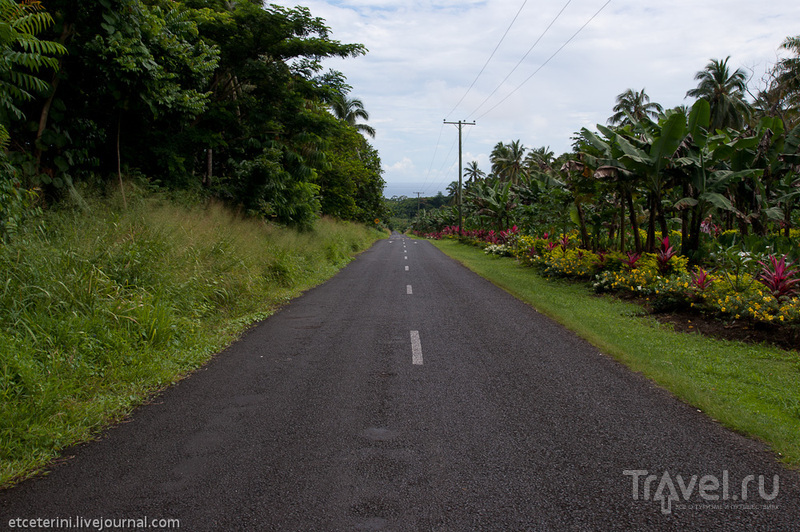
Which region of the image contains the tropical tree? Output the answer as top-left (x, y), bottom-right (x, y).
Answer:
top-left (524, 145), bottom-right (555, 173)
top-left (0, 0), bottom-right (66, 147)
top-left (445, 180), bottom-right (459, 200)
top-left (490, 139), bottom-right (526, 184)
top-left (466, 178), bottom-right (515, 230)
top-left (607, 88), bottom-right (663, 126)
top-left (686, 56), bottom-right (752, 132)
top-left (329, 92), bottom-right (376, 138)
top-left (757, 35), bottom-right (800, 129)
top-left (776, 36), bottom-right (800, 106)
top-left (464, 160), bottom-right (484, 183)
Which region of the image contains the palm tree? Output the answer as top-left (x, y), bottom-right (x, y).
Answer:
top-left (777, 36), bottom-right (800, 103)
top-left (329, 93), bottom-right (376, 138)
top-left (524, 145), bottom-right (555, 173)
top-left (446, 180), bottom-right (459, 199)
top-left (756, 35), bottom-right (800, 128)
top-left (464, 161), bottom-right (485, 183)
top-left (490, 140), bottom-right (526, 184)
top-left (607, 88), bottom-right (663, 126)
top-left (686, 56), bottom-right (751, 132)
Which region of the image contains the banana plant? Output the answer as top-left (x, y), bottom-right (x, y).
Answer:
top-left (707, 115), bottom-right (793, 236)
top-left (673, 99), bottom-right (761, 254)
top-left (598, 110), bottom-right (688, 251)
top-left (466, 178), bottom-right (516, 231)
top-left (578, 126), bottom-right (642, 252)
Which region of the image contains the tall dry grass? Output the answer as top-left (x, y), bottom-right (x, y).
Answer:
top-left (0, 195), bottom-right (385, 486)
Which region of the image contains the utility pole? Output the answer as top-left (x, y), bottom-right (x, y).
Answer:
top-left (443, 119), bottom-right (475, 236)
top-left (414, 191), bottom-right (423, 215)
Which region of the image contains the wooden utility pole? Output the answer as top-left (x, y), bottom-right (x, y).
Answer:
top-left (443, 120), bottom-right (475, 235)
top-left (414, 191), bottom-right (423, 215)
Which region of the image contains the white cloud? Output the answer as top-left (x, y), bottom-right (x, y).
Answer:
top-left (271, 0), bottom-right (800, 197)
top-left (386, 156), bottom-right (415, 173)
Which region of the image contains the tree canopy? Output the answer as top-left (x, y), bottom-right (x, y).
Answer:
top-left (1, 0), bottom-right (385, 228)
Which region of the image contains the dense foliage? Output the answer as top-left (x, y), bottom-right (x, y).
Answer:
top-left (412, 38), bottom-right (800, 261)
top-left (0, 0), bottom-right (385, 229)
top-left (412, 40), bottom-right (800, 329)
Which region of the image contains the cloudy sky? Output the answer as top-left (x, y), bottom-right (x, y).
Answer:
top-left (270, 0), bottom-right (800, 198)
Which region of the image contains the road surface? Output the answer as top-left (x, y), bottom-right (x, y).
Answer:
top-left (1, 236), bottom-right (799, 530)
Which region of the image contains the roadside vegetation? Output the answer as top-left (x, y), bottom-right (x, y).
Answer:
top-left (0, 188), bottom-right (385, 488)
top-left (432, 239), bottom-right (800, 468)
top-left (1, 0), bottom-right (386, 230)
top-left (415, 36), bottom-right (800, 467)
top-left (0, 0), bottom-right (389, 487)
top-left (412, 36), bottom-right (800, 340)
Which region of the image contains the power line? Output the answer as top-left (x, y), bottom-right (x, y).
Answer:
top-left (429, 125), bottom-right (476, 196)
top-left (443, 120), bottom-right (476, 234)
top-left (476, 0), bottom-right (612, 121)
top-left (418, 121), bottom-right (446, 195)
top-left (467, 0), bottom-right (573, 119)
top-left (426, 135), bottom-right (458, 195)
top-left (444, 0), bottom-right (529, 120)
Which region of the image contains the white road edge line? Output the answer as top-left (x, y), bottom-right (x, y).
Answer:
top-left (407, 284), bottom-right (412, 295)
top-left (410, 330), bottom-right (423, 365)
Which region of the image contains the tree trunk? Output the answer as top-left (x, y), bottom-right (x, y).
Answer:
top-left (657, 194), bottom-right (669, 241)
top-left (619, 186), bottom-right (625, 253)
top-left (117, 115), bottom-right (127, 209)
top-left (576, 202), bottom-right (589, 249)
top-left (680, 183), bottom-right (690, 255)
top-left (34, 24), bottom-right (72, 173)
top-left (34, 75), bottom-right (61, 172)
top-left (204, 147), bottom-right (213, 186)
top-left (785, 202), bottom-right (793, 238)
top-left (691, 206), bottom-right (703, 254)
top-left (645, 194), bottom-right (656, 252)
top-left (627, 190), bottom-right (641, 253)
top-left (687, 206), bottom-right (701, 255)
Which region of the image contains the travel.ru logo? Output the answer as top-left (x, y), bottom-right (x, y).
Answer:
top-left (623, 469), bottom-right (780, 515)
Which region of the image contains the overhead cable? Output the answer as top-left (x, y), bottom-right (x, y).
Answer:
top-left (476, 0), bottom-right (612, 121)
top-left (444, 0), bottom-right (529, 120)
top-left (467, 0), bottom-right (573, 119)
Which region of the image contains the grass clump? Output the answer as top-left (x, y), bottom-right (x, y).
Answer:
top-left (0, 195), bottom-right (385, 487)
top-left (432, 239), bottom-right (800, 468)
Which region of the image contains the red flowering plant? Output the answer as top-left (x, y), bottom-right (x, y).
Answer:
top-left (757, 255), bottom-right (800, 300)
top-left (656, 236), bottom-right (678, 274)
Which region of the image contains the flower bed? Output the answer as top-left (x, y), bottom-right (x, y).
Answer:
top-left (418, 227), bottom-right (800, 330)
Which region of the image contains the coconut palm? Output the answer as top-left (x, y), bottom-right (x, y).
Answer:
top-left (490, 139), bottom-right (526, 184)
top-left (524, 145), bottom-right (555, 173)
top-left (464, 160), bottom-right (485, 183)
top-left (607, 88), bottom-right (663, 126)
top-left (776, 36), bottom-right (800, 102)
top-left (756, 35), bottom-right (800, 128)
top-left (686, 56), bottom-right (752, 132)
top-left (329, 93), bottom-right (376, 138)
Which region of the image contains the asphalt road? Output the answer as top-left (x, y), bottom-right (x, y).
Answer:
top-left (1, 235), bottom-right (799, 531)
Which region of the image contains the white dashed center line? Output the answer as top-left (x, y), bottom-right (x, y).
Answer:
top-left (406, 285), bottom-right (412, 295)
top-left (410, 330), bottom-right (423, 365)
top-left (405, 266), bottom-right (409, 271)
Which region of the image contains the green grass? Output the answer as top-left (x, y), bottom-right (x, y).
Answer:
top-left (0, 194), bottom-right (385, 487)
top-left (432, 239), bottom-right (800, 468)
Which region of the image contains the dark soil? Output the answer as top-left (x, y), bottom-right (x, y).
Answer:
top-left (616, 293), bottom-right (800, 353)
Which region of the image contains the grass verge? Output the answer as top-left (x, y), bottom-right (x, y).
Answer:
top-left (0, 195), bottom-right (385, 488)
top-left (431, 239), bottom-right (800, 468)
